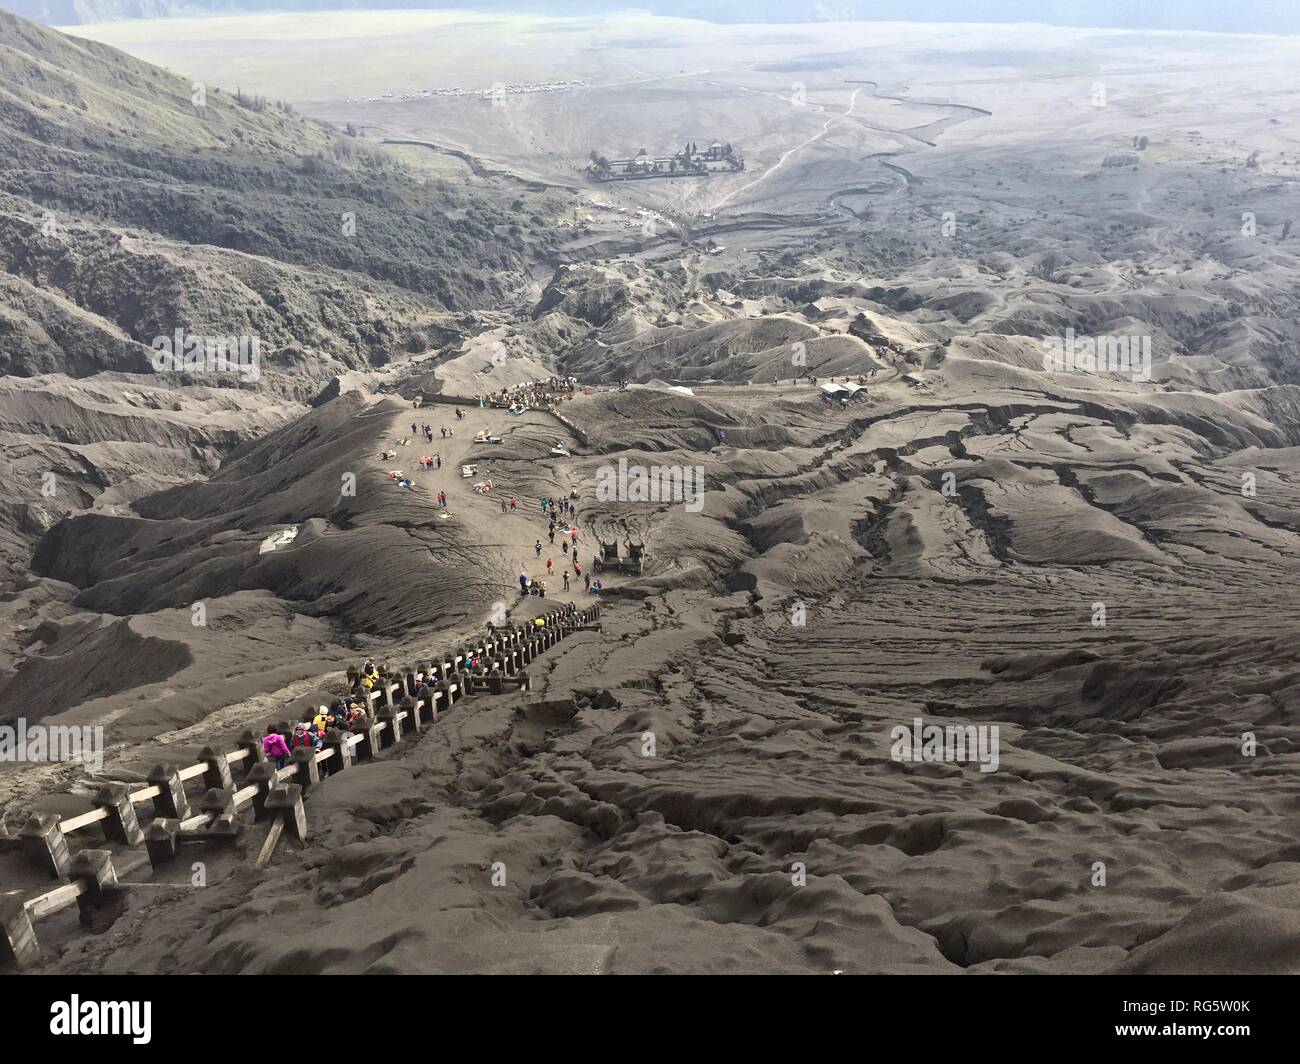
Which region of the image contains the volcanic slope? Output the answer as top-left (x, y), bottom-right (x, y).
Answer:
top-left (28, 345), bottom-right (1300, 975)
top-left (0, 9), bottom-right (573, 675)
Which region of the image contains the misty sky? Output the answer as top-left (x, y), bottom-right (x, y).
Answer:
top-left (428, 0), bottom-right (1300, 34)
top-left (9, 0), bottom-right (1300, 33)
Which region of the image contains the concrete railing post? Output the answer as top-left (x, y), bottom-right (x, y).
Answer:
top-left (200, 746), bottom-right (234, 792)
top-left (19, 813), bottom-right (71, 878)
top-left (290, 747), bottom-right (320, 790)
top-left (0, 895), bottom-right (39, 969)
top-left (376, 705), bottom-right (401, 747)
top-left (400, 696), bottom-right (422, 734)
top-left (147, 764), bottom-right (191, 820)
top-left (238, 731), bottom-right (267, 773)
top-left (199, 789), bottom-right (239, 838)
top-left (145, 820), bottom-right (180, 867)
top-left (355, 721), bottom-right (382, 760)
top-left (266, 786), bottom-right (307, 842)
top-left (92, 783), bottom-right (144, 847)
top-left (324, 731), bottom-right (353, 771)
top-left (70, 849), bottom-right (124, 930)
top-left (245, 762), bottom-right (279, 818)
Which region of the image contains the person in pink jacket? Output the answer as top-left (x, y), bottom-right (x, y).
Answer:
top-left (263, 725), bottom-right (291, 769)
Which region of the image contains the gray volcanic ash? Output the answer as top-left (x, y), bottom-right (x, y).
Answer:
top-left (5, 10), bottom-right (1300, 978)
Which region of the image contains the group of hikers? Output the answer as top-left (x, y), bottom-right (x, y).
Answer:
top-left (261, 657), bottom-right (386, 768)
top-left (480, 376), bottom-right (579, 412)
top-left (514, 489), bottom-right (611, 597)
top-left (412, 421), bottom-right (460, 441)
top-left (383, 405), bottom-right (612, 604)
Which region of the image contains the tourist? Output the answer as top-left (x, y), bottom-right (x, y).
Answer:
top-left (263, 725), bottom-right (290, 769)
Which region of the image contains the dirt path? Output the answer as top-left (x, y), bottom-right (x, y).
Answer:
top-left (712, 87), bottom-right (864, 212)
top-left (383, 404), bottom-right (595, 612)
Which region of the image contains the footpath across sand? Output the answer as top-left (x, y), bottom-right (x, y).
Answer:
top-left (376, 400), bottom-right (609, 615)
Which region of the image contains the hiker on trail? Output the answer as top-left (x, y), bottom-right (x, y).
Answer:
top-left (435, 455), bottom-right (441, 469)
top-left (263, 725), bottom-right (290, 770)
top-left (292, 721), bottom-right (322, 752)
top-left (501, 498), bottom-right (508, 513)
top-left (583, 572), bottom-right (591, 592)
top-left (441, 426), bottom-right (447, 439)
top-left (455, 407), bottom-right (464, 420)
top-left (548, 528), bottom-right (555, 544)
top-left (519, 573), bottom-right (529, 593)
top-left (535, 540), bottom-right (543, 558)
top-left (561, 539), bottom-right (569, 556)
top-left (411, 422), bottom-right (417, 436)
top-left (509, 497), bottom-right (518, 512)
top-left (573, 558), bottom-right (581, 576)
top-left (546, 558), bottom-right (554, 575)
top-left (541, 499), bottom-right (548, 513)
top-left (563, 571), bottom-right (570, 591)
